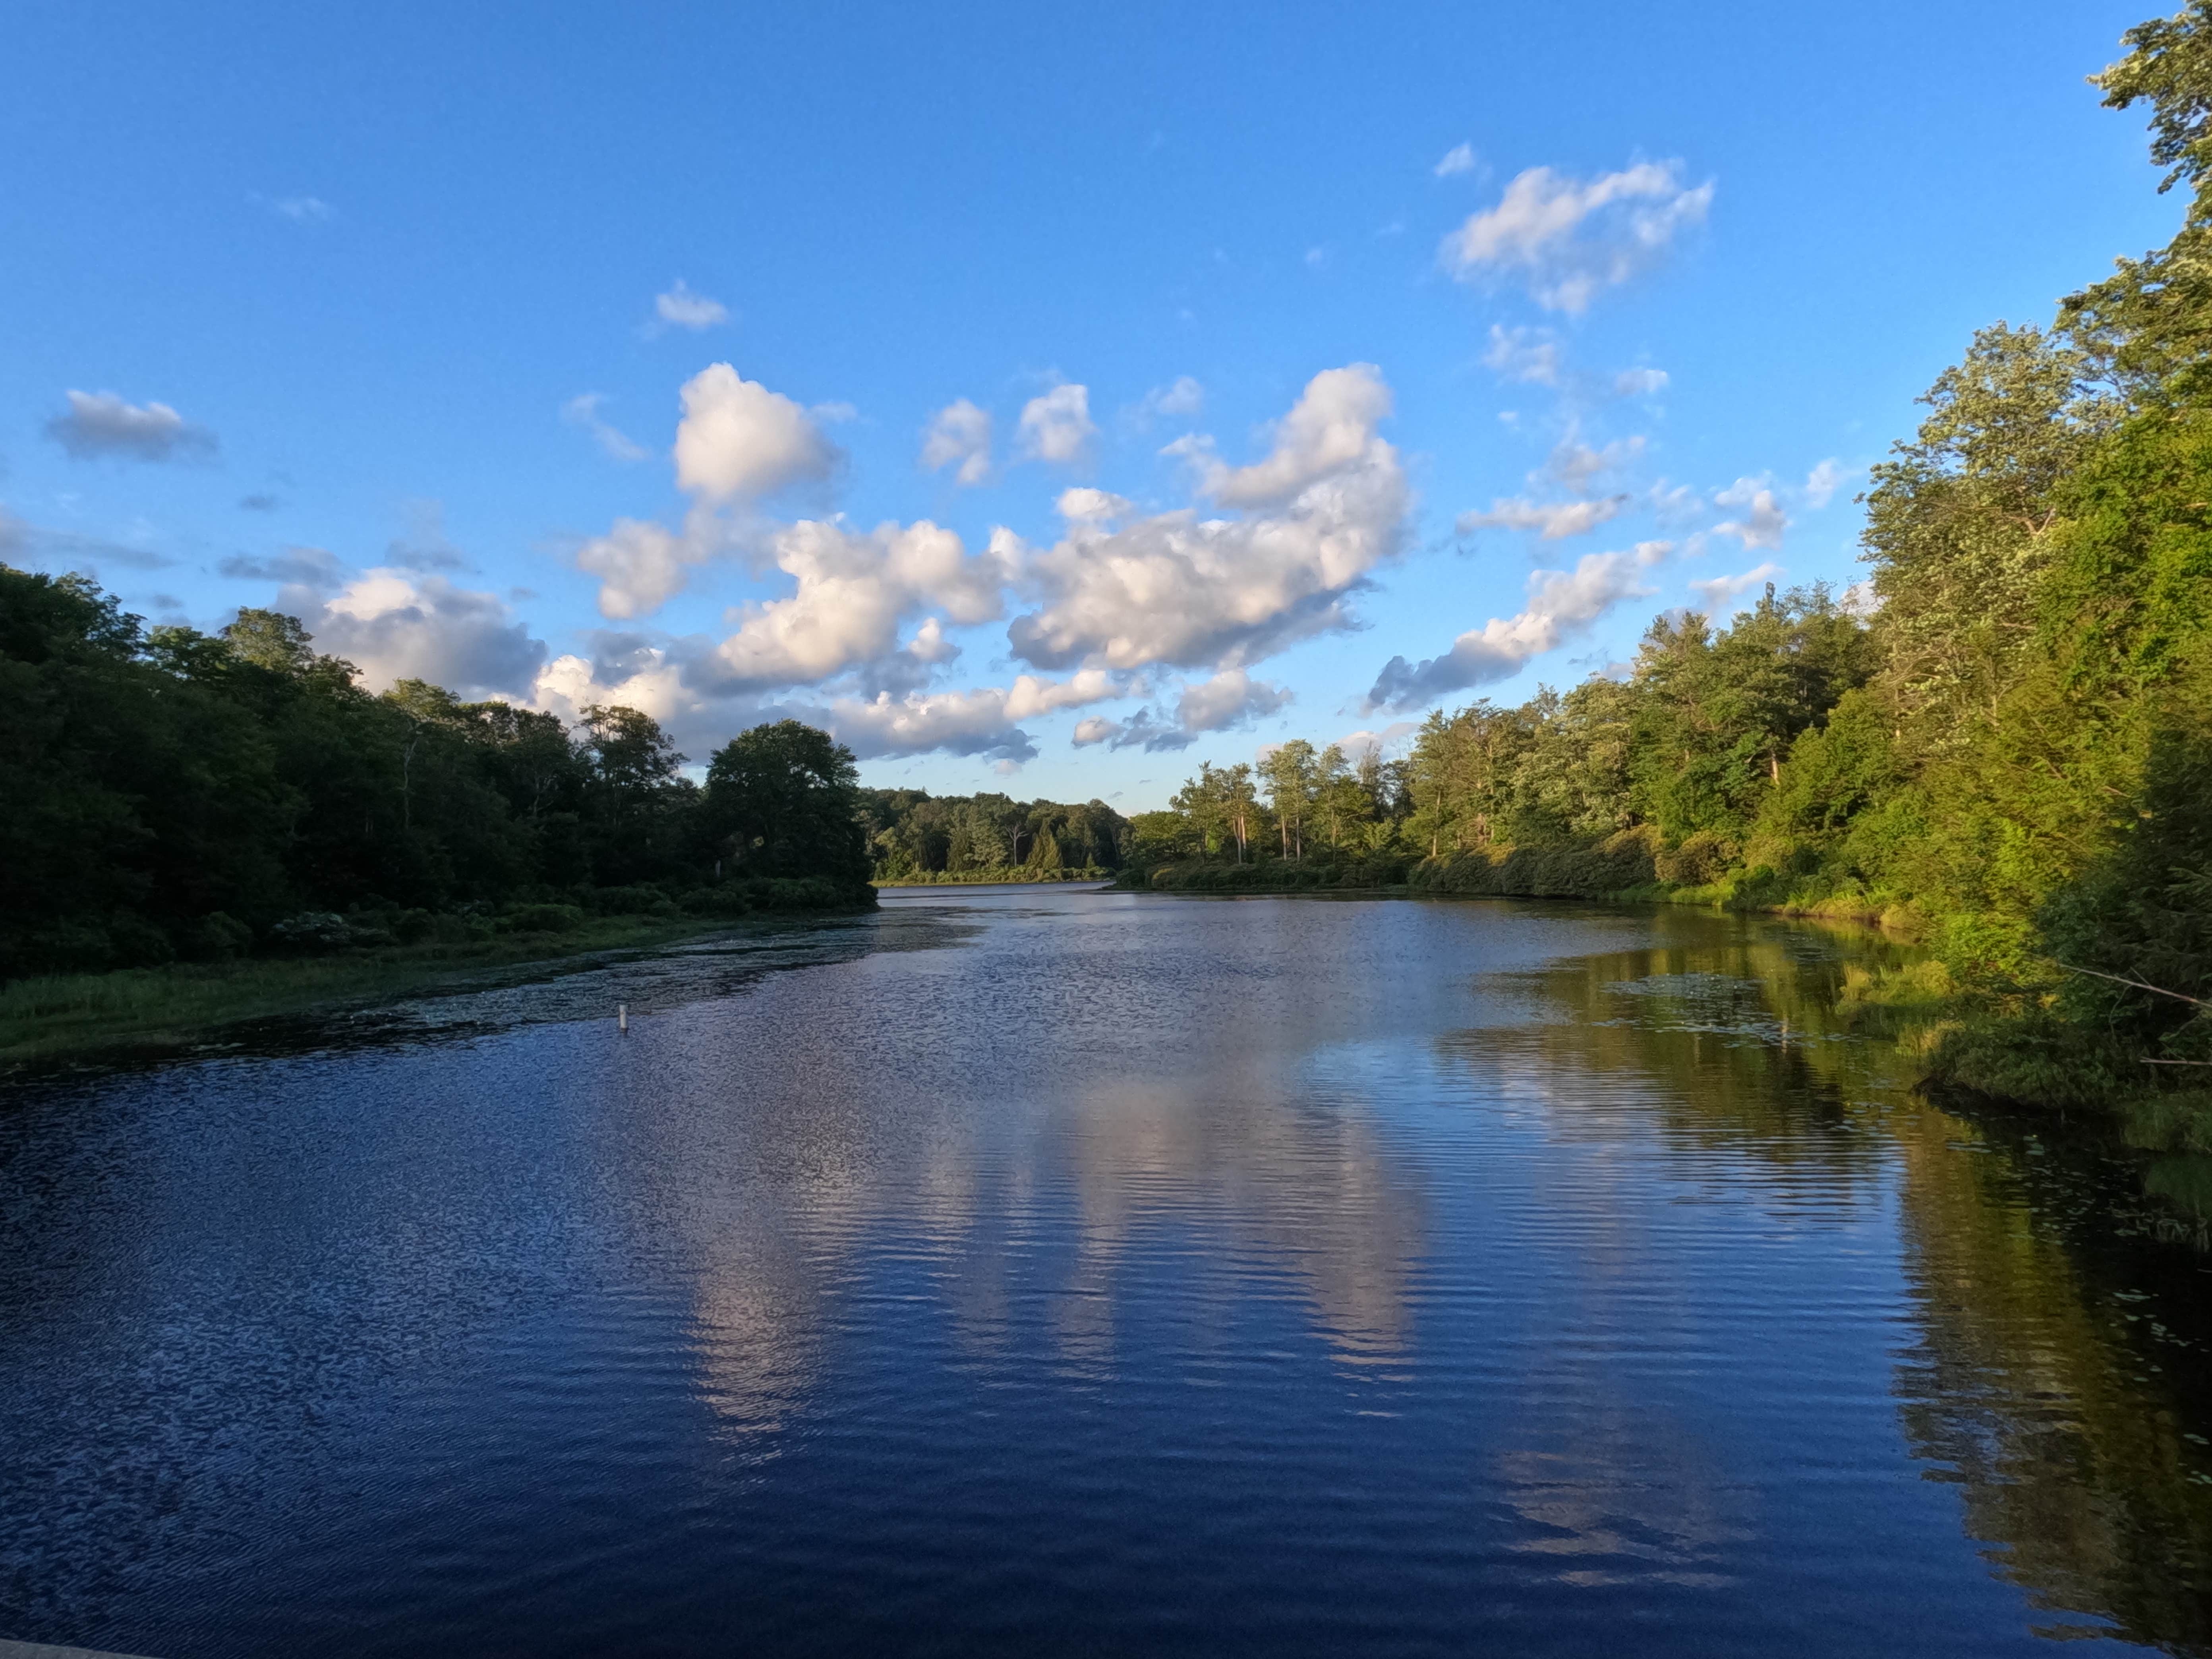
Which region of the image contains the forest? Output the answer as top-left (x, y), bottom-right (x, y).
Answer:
top-left (859, 789), bottom-right (1129, 883)
top-left (0, 578), bottom-right (875, 981)
top-left (10, 11), bottom-right (2212, 1136)
top-left (1134, 11), bottom-right (2212, 1136)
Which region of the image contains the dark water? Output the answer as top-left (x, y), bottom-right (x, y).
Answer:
top-left (7, 889), bottom-right (2212, 1657)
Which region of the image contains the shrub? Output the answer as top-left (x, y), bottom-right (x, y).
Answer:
top-left (583, 885), bottom-right (679, 917)
top-left (188, 911), bottom-right (254, 960)
top-left (497, 903), bottom-right (586, 935)
top-left (1654, 830), bottom-right (1735, 886)
top-left (269, 911), bottom-right (356, 951)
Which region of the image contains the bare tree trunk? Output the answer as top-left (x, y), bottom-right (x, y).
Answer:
top-left (401, 732), bottom-right (419, 832)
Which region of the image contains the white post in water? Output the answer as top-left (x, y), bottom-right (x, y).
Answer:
top-left (618, 1002), bottom-right (628, 1034)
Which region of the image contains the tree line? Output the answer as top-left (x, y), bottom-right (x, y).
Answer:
top-left (0, 578), bottom-right (874, 978)
top-left (859, 789), bottom-right (1129, 882)
top-left (1141, 6), bottom-right (2212, 1117)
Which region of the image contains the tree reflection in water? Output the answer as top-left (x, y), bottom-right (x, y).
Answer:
top-left (1460, 920), bottom-right (2212, 1650)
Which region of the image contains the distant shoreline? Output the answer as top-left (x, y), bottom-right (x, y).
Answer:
top-left (872, 872), bottom-right (1114, 889)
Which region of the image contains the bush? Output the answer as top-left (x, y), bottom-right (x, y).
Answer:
top-left (269, 911), bottom-right (356, 951)
top-left (188, 911), bottom-right (254, 960)
top-left (681, 876), bottom-right (866, 915)
top-left (1133, 850), bottom-right (1414, 893)
top-left (497, 903), bottom-right (586, 935)
top-left (1654, 830), bottom-right (1735, 886)
top-left (1408, 827), bottom-right (1660, 900)
top-left (582, 884), bottom-right (679, 917)
top-left (431, 913), bottom-right (493, 944)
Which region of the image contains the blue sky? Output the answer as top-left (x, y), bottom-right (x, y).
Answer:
top-left (0, 1), bottom-right (2180, 809)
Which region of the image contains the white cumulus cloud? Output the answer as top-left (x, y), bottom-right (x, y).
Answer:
top-left (920, 398), bottom-right (993, 485)
top-left (1016, 383), bottom-right (1098, 466)
top-left (1056, 487), bottom-right (1134, 524)
top-left (1365, 541), bottom-right (1670, 712)
top-left (304, 569), bottom-right (547, 697)
top-left (797, 669), bottom-right (1123, 765)
top-left (673, 363), bottom-right (841, 503)
top-left (820, 688), bottom-right (1041, 762)
top-left (702, 518), bottom-right (1008, 693)
top-left (1189, 362), bottom-right (1393, 510)
top-left (1005, 364), bottom-right (1407, 673)
top-left (1441, 159), bottom-right (1714, 313)
top-left (1176, 667), bottom-right (1291, 733)
top-left (576, 518), bottom-right (704, 621)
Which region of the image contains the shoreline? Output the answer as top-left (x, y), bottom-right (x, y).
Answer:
top-left (1111, 864), bottom-right (1914, 934)
top-left (871, 871), bottom-right (1113, 888)
top-left (0, 911), bottom-right (844, 1074)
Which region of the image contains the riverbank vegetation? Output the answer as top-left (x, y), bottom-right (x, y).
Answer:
top-left (1133, 10), bottom-right (2212, 1144)
top-left (0, 575), bottom-right (877, 998)
top-left (859, 789), bottom-right (1129, 884)
top-left (0, 908), bottom-right (770, 1067)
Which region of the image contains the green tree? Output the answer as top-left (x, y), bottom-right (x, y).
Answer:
top-left (703, 719), bottom-right (870, 890)
top-left (1263, 739), bottom-right (1318, 859)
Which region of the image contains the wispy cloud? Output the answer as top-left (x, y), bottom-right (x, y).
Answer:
top-left (217, 545), bottom-right (346, 588)
top-left (251, 192), bottom-right (333, 222)
top-left (2, 506), bottom-right (178, 571)
top-left (44, 391), bottom-right (217, 464)
top-left (652, 279), bottom-right (731, 331)
top-left (1433, 141), bottom-right (1479, 178)
top-left (1803, 457), bottom-right (1849, 508)
top-left (1365, 542), bottom-right (1670, 712)
top-left (1483, 324), bottom-right (1562, 387)
top-left (1441, 159), bottom-right (1714, 313)
top-left (1457, 494), bottom-right (1627, 540)
top-left (1688, 561), bottom-right (1785, 612)
top-left (562, 393), bottom-right (648, 462)
top-left (920, 398), bottom-right (993, 485)
top-left (1713, 476), bottom-right (1788, 550)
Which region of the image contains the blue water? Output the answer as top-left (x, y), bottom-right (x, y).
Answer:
top-left (4, 888), bottom-right (2210, 1656)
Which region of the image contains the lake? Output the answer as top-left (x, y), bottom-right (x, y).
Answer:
top-left (5, 887), bottom-right (2212, 1657)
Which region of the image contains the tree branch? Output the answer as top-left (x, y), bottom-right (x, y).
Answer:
top-left (2058, 960), bottom-right (2212, 1008)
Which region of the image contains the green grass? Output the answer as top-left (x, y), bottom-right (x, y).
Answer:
top-left (0, 912), bottom-right (764, 1069)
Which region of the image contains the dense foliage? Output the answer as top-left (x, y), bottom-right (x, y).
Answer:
top-left (859, 789), bottom-right (1129, 882)
top-left (1139, 7), bottom-right (2212, 1130)
top-left (0, 579), bottom-right (874, 978)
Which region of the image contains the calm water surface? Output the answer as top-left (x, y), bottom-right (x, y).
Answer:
top-left (6, 889), bottom-right (2212, 1656)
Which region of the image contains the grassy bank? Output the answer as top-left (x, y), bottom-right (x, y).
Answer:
top-left (0, 897), bottom-right (872, 1071)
